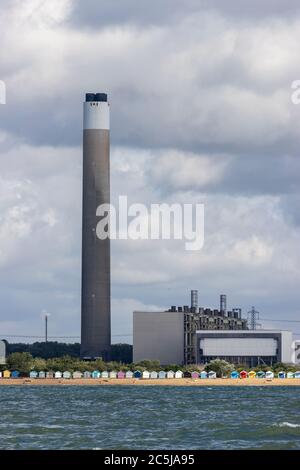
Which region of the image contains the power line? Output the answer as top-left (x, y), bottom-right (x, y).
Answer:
top-left (0, 334), bottom-right (133, 339)
top-left (260, 318), bottom-right (300, 323)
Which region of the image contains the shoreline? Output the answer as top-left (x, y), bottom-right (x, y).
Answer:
top-left (0, 378), bottom-right (300, 386)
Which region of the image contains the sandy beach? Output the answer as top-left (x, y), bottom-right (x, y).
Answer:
top-left (0, 378), bottom-right (300, 386)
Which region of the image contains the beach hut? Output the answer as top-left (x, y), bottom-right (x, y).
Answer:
top-left (294, 371), bottom-right (300, 379)
top-left (183, 371), bottom-right (192, 378)
top-left (248, 371), bottom-right (256, 379)
top-left (150, 371), bottom-right (158, 379)
top-left (0, 372), bottom-right (2, 378)
top-left (109, 371), bottom-right (117, 379)
top-left (92, 370), bottom-right (101, 379)
top-left (158, 371), bottom-right (166, 379)
top-left (287, 371), bottom-right (294, 379)
top-left (73, 371), bottom-right (83, 379)
top-left (133, 370), bottom-right (142, 379)
top-left (167, 370), bottom-right (175, 379)
top-left (117, 371), bottom-right (125, 379)
top-left (191, 371), bottom-right (199, 379)
top-left (257, 371), bottom-right (266, 379)
top-left (101, 371), bottom-right (109, 379)
top-left (3, 370), bottom-right (10, 379)
top-left (231, 371), bottom-right (239, 379)
top-left (200, 371), bottom-right (208, 379)
top-left (11, 370), bottom-right (20, 379)
top-left (142, 370), bottom-right (150, 379)
top-left (278, 371), bottom-right (286, 379)
top-left (83, 371), bottom-right (91, 379)
top-left (55, 371), bottom-right (62, 379)
top-left (265, 371), bottom-right (274, 379)
top-left (29, 371), bottom-right (38, 379)
top-left (125, 371), bottom-right (133, 379)
top-left (63, 371), bottom-right (71, 379)
top-left (240, 370), bottom-right (248, 379)
top-left (38, 371), bottom-right (45, 379)
top-left (46, 371), bottom-right (54, 379)
top-left (175, 370), bottom-right (183, 379)
top-left (208, 371), bottom-right (217, 379)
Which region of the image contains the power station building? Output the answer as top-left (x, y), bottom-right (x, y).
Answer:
top-left (196, 330), bottom-right (293, 367)
top-left (134, 292), bottom-right (248, 364)
top-left (133, 291), bottom-right (293, 365)
top-left (0, 340), bottom-right (6, 365)
top-left (81, 93), bottom-right (111, 360)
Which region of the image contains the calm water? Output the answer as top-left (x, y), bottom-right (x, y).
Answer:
top-left (0, 386), bottom-right (299, 450)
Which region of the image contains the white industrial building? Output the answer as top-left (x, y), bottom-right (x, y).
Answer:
top-left (196, 330), bottom-right (293, 367)
top-left (0, 340), bottom-right (6, 365)
top-left (294, 341), bottom-right (300, 364)
top-left (133, 311), bottom-right (184, 365)
top-left (133, 310), bottom-right (294, 366)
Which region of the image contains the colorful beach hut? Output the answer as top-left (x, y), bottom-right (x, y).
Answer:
top-left (191, 371), bottom-right (199, 379)
top-left (117, 371), bottom-right (125, 379)
top-left (63, 371), bottom-right (71, 379)
top-left (109, 371), bottom-right (117, 379)
top-left (167, 370), bottom-right (175, 379)
top-left (278, 371), bottom-right (286, 379)
top-left (133, 370), bottom-right (142, 379)
top-left (125, 371), bottom-right (133, 379)
top-left (55, 371), bottom-right (62, 379)
top-left (3, 370), bottom-right (10, 379)
top-left (200, 371), bottom-right (208, 379)
top-left (150, 371), bottom-right (158, 379)
top-left (73, 371), bottom-right (83, 379)
top-left (92, 370), bottom-right (100, 379)
top-left (11, 370), bottom-right (20, 378)
top-left (208, 371), bottom-right (217, 379)
top-left (101, 371), bottom-right (109, 379)
top-left (231, 371), bottom-right (239, 379)
top-left (142, 370), bottom-right (150, 379)
top-left (257, 371), bottom-right (266, 379)
top-left (183, 371), bottom-right (192, 378)
top-left (266, 371), bottom-right (274, 379)
top-left (158, 371), bottom-right (166, 379)
top-left (29, 370), bottom-right (38, 379)
top-left (287, 371), bottom-right (294, 379)
top-left (175, 370), bottom-right (183, 379)
top-left (240, 370), bottom-right (248, 379)
top-left (83, 371), bottom-right (91, 379)
top-left (46, 371), bottom-right (54, 379)
top-left (294, 371), bottom-right (300, 379)
top-left (38, 371), bottom-right (45, 379)
top-left (248, 371), bottom-right (256, 379)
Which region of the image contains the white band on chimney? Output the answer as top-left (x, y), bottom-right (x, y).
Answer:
top-left (83, 101), bottom-right (110, 130)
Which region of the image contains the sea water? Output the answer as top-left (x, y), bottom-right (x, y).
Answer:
top-left (0, 385), bottom-right (299, 449)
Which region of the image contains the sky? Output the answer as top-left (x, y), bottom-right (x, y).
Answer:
top-left (1, 0), bottom-right (300, 343)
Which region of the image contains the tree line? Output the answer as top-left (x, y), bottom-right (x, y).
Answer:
top-left (2, 353), bottom-right (299, 377)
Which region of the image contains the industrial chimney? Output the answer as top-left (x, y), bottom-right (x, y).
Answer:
top-left (80, 93), bottom-right (111, 360)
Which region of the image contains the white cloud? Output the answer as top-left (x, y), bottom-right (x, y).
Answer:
top-left (0, 1), bottom-right (300, 340)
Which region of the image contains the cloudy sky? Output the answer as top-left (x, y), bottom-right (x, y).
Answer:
top-left (1, 0), bottom-right (300, 343)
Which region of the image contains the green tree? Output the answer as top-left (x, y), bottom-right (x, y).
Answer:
top-left (134, 360), bottom-right (161, 370)
top-left (32, 357), bottom-right (47, 372)
top-left (205, 359), bottom-right (234, 378)
top-left (7, 352), bottom-right (33, 374)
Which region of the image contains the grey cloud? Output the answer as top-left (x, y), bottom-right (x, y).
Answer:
top-left (69, 0), bottom-right (201, 29)
top-left (1, 1), bottom-right (300, 340)
top-left (69, 0), bottom-right (300, 29)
